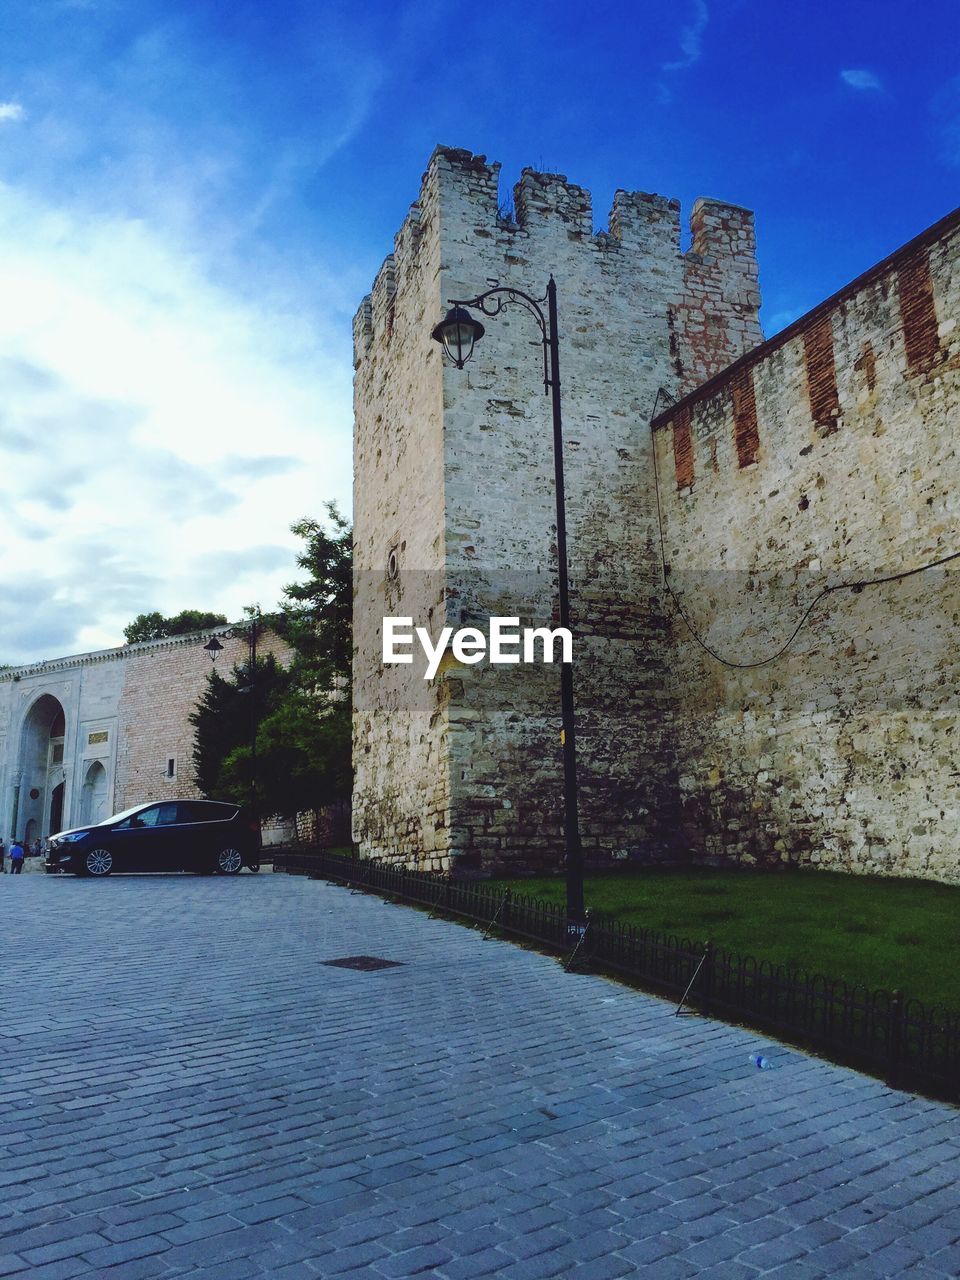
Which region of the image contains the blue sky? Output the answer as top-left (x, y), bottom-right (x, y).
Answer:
top-left (0, 0), bottom-right (957, 661)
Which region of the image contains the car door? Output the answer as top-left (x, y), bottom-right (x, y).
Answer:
top-left (148, 802), bottom-right (185, 870)
top-left (164, 802), bottom-right (203, 870)
top-left (106, 804), bottom-right (169, 871)
top-left (176, 801), bottom-right (231, 869)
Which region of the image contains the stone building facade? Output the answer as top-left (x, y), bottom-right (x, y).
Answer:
top-left (353, 145), bottom-right (959, 882)
top-left (0, 625), bottom-right (291, 844)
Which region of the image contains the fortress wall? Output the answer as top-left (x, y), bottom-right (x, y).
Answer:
top-left (351, 153), bottom-right (451, 867)
top-left (652, 207), bottom-right (960, 879)
top-left (353, 146), bottom-right (763, 871)
top-left (437, 154), bottom-right (682, 871)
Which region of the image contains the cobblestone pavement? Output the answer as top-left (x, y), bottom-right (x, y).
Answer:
top-left (2, 871), bottom-right (959, 1279)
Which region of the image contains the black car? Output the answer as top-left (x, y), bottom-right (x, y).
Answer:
top-left (45, 800), bottom-right (260, 877)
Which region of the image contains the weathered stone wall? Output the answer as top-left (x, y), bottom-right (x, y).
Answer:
top-left (352, 154), bottom-right (450, 869)
top-left (353, 146), bottom-right (762, 871)
top-left (653, 207), bottom-right (960, 880)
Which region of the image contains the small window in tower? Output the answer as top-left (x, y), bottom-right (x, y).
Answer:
top-left (166, 758), bottom-right (176, 780)
top-left (387, 546), bottom-right (400, 581)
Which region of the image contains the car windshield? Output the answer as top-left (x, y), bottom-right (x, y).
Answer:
top-left (95, 804), bottom-right (148, 827)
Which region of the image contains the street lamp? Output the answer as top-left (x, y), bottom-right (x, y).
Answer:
top-left (203, 636), bottom-right (224, 661)
top-left (431, 277), bottom-right (586, 930)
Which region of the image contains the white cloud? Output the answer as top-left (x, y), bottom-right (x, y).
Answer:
top-left (0, 9), bottom-right (393, 663)
top-left (841, 69), bottom-right (882, 92)
top-left (0, 185), bottom-right (353, 663)
top-left (662, 1), bottom-right (709, 73)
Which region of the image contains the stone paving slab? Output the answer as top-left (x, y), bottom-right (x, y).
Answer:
top-left (1, 870), bottom-right (958, 1277)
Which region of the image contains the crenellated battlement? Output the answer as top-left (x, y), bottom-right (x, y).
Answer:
top-left (609, 189), bottom-right (681, 253)
top-left (353, 144), bottom-right (763, 379)
top-left (513, 167), bottom-right (593, 239)
top-left (369, 254), bottom-right (396, 342)
top-left (689, 197), bottom-right (757, 262)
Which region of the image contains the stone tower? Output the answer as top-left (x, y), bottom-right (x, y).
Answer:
top-left (352, 146), bottom-right (762, 873)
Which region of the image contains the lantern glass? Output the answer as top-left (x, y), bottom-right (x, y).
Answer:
top-left (431, 306), bottom-right (484, 368)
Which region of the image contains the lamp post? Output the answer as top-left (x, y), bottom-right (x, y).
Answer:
top-left (431, 278), bottom-right (586, 929)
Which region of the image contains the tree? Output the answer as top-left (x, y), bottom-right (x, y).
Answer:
top-left (124, 610), bottom-right (228, 644)
top-left (190, 653), bottom-right (291, 805)
top-left (226, 694), bottom-right (350, 817)
top-left (190, 504), bottom-right (352, 819)
top-left (280, 503), bottom-right (352, 687)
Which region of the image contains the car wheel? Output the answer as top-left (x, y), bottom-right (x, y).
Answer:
top-left (215, 847), bottom-right (243, 875)
top-left (84, 848), bottom-right (113, 877)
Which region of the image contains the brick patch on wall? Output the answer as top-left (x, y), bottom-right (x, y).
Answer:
top-left (672, 404), bottom-right (694, 489)
top-left (898, 250), bottom-right (941, 373)
top-left (802, 314), bottom-right (840, 431)
top-left (731, 369), bottom-right (759, 468)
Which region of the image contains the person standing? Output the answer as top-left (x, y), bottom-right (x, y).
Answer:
top-left (9, 840), bottom-right (24, 874)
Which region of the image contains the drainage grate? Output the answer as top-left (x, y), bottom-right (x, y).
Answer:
top-left (321, 955), bottom-right (404, 971)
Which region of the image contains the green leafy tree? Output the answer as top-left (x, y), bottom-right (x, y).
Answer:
top-left (125, 610), bottom-right (228, 644)
top-left (190, 653), bottom-right (290, 804)
top-left (281, 503), bottom-right (352, 687)
top-left (225, 695), bottom-right (350, 817)
top-left (190, 504), bottom-right (352, 819)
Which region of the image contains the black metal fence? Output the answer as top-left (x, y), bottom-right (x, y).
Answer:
top-left (274, 847), bottom-right (960, 1103)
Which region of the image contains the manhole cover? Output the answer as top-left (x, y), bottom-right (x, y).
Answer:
top-left (321, 955), bottom-right (403, 971)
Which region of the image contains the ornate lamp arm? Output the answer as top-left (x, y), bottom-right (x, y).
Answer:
top-left (447, 282), bottom-right (552, 393)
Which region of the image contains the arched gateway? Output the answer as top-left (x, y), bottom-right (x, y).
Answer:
top-left (0, 625), bottom-right (291, 844)
top-left (15, 695), bottom-right (67, 842)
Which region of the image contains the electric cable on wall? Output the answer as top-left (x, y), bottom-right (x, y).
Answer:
top-left (648, 388), bottom-right (960, 670)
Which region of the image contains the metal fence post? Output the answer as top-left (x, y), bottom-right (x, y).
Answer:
top-left (888, 988), bottom-right (905, 1089)
top-left (563, 910), bottom-right (591, 973)
top-left (482, 888), bottom-right (511, 941)
top-left (702, 940), bottom-right (714, 1015)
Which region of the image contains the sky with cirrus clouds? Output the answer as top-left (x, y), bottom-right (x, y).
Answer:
top-left (0, 0), bottom-right (957, 663)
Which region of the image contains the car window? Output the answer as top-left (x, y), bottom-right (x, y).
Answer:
top-left (176, 802), bottom-right (214, 824)
top-left (114, 803), bottom-right (179, 829)
top-left (97, 803), bottom-right (151, 827)
top-left (179, 802), bottom-right (236, 824)
top-left (115, 805), bottom-right (162, 829)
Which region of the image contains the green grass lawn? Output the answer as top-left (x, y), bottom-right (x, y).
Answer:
top-left (489, 868), bottom-right (960, 1013)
